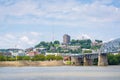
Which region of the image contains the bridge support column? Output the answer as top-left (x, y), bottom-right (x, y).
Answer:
top-left (98, 54), bottom-right (108, 66)
top-left (83, 56), bottom-right (93, 66)
top-left (71, 56), bottom-right (82, 66)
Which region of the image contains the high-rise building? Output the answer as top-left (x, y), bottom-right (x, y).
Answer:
top-left (63, 34), bottom-right (70, 44)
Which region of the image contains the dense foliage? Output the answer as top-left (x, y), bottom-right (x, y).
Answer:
top-left (34, 39), bottom-right (102, 53)
top-left (0, 54), bottom-right (63, 61)
top-left (107, 54), bottom-right (120, 65)
top-left (70, 39), bottom-right (92, 49)
top-left (32, 54), bottom-right (45, 61)
top-left (1, 53), bottom-right (120, 65)
top-left (83, 50), bottom-right (92, 53)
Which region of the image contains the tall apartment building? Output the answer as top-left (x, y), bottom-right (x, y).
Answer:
top-left (63, 34), bottom-right (70, 44)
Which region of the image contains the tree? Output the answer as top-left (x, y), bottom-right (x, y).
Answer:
top-left (32, 54), bottom-right (45, 61)
top-left (95, 40), bottom-right (102, 43)
top-left (23, 56), bottom-right (31, 60)
top-left (46, 55), bottom-right (56, 61)
top-left (70, 39), bottom-right (76, 45)
top-left (17, 56), bottom-right (23, 60)
top-left (91, 45), bottom-right (101, 50)
top-left (83, 50), bottom-right (92, 53)
top-left (115, 54), bottom-right (120, 63)
top-left (7, 57), bottom-right (16, 61)
top-left (70, 39), bottom-right (92, 49)
top-left (107, 54), bottom-right (119, 65)
top-left (0, 55), bottom-right (6, 61)
top-left (93, 58), bottom-right (98, 65)
top-left (55, 55), bottom-right (63, 60)
top-left (54, 40), bottom-right (60, 44)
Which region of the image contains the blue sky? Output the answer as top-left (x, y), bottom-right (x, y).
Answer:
top-left (0, 0), bottom-right (120, 49)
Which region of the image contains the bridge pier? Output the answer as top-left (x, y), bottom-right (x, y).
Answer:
top-left (98, 54), bottom-right (108, 66)
top-left (83, 56), bottom-right (93, 66)
top-left (71, 56), bottom-right (82, 66)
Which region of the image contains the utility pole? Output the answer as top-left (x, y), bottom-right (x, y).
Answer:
top-left (52, 26), bottom-right (55, 42)
top-left (15, 44), bottom-right (17, 61)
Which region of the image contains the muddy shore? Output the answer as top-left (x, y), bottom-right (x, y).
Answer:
top-left (0, 61), bottom-right (64, 67)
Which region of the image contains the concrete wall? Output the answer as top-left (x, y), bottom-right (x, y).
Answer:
top-left (0, 61), bottom-right (64, 67)
top-left (98, 54), bottom-right (108, 66)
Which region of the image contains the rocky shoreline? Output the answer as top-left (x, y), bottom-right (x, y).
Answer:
top-left (0, 61), bottom-right (64, 67)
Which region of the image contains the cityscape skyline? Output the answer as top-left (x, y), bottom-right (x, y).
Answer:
top-left (0, 0), bottom-right (120, 49)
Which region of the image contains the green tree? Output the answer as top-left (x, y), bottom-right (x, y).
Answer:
top-left (17, 56), bottom-right (23, 60)
top-left (107, 54), bottom-right (119, 65)
top-left (70, 39), bottom-right (92, 49)
top-left (95, 40), bottom-right (102, 43)
top-left (7, 57), bottom-right (16, 61)
top-left (45, 55), bottom-right (56, 61)
top-left (0, 55), bottom-right (6, 61)
top-left (93, 58), bottom-right (98, 65)
top-left (70, 39), bottom-right (76, 45)
top-left (115, 54), bottom-right (120, 63)
top-left (23, 56), bottom-right (31, 60)
top-left (54, 40), bottom-right (60, 44)
top-left (55, 55), bottom-right (63, 60)
top-left (32, 54), bottom-right (45, 61)
top-left (83, 50), bottom-right (92, 53)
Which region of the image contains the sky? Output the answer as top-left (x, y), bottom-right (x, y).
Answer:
top-left (0, 0), bottom-right (120, 49)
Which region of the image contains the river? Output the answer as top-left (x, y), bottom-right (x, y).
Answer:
top-left (0, 66), bottom-right (120, 80)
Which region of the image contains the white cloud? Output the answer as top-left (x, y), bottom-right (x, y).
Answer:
top-left (19, 35), bottom-right (38, 45)
top-left (0, 0), bottom-right (119, 27)
top-left (20, 36), bottom-right (29, 42)
top-left (0, 0), bottom-right (120, 49)
top-left (76, 34), bottom-right (92, 40)
top-left (30, 32), bottom-right (42, 36)
top-left (0, 32), bottom-right (43, 49)
top-left (5, 34), bottom-right (15, 39)
top-left (94, 0), bottom-right (113, 5)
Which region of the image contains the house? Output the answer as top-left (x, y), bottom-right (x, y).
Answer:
top-left (0, 52), bottom-right (12, 57)
top-left (33, 47), bottom-right (46, 54)
top-left (26, 51), bottom-right (39, 57)
top-left (8, 48), bottom-right (25, 56)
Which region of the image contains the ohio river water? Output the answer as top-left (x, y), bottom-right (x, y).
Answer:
top-left (0, 66), bottom-right (120, 80)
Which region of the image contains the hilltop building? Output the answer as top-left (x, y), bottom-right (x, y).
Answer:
top-left (63, 34), bottom-right (70, 45)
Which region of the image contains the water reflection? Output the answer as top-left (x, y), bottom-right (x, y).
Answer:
top-left (0, 66), bottom-right (120, 80)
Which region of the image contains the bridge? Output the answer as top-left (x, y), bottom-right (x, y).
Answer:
top-left (62, 38), bottom-right (120, 66)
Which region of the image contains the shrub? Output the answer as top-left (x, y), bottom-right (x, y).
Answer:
top-left (0, 55), bottom-right (6, 61)
top-left (45, 55), bottom-right (56, 61)
top-left (66, 61), bottom-right (72, 65)
top-left (32, 54), bottom-right (45, 61)
top-left (55, 55), bottom-right (63, 60)
top-left (107, 54), bottom-right (119, 65)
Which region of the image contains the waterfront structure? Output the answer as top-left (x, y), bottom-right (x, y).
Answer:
top-left (62, 38), bottom-right (120, 66)
top-left (63, 34), bottom-right (70, 45)
top-left (100, 38), bottom-right (120, 53)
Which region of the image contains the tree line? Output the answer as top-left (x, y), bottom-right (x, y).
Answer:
top-left (107, 53), bottom-right (120, 65)
top-left (0, 54), bottom-right (63, 61)
top-left (0, 53), bottom-right (120, 65)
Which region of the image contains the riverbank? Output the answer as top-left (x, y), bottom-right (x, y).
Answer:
top-left (0, 61), bottom-right (64, 67)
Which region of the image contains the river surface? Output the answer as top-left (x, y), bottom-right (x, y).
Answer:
top-left (0, 66), bottom-right (120, 80)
